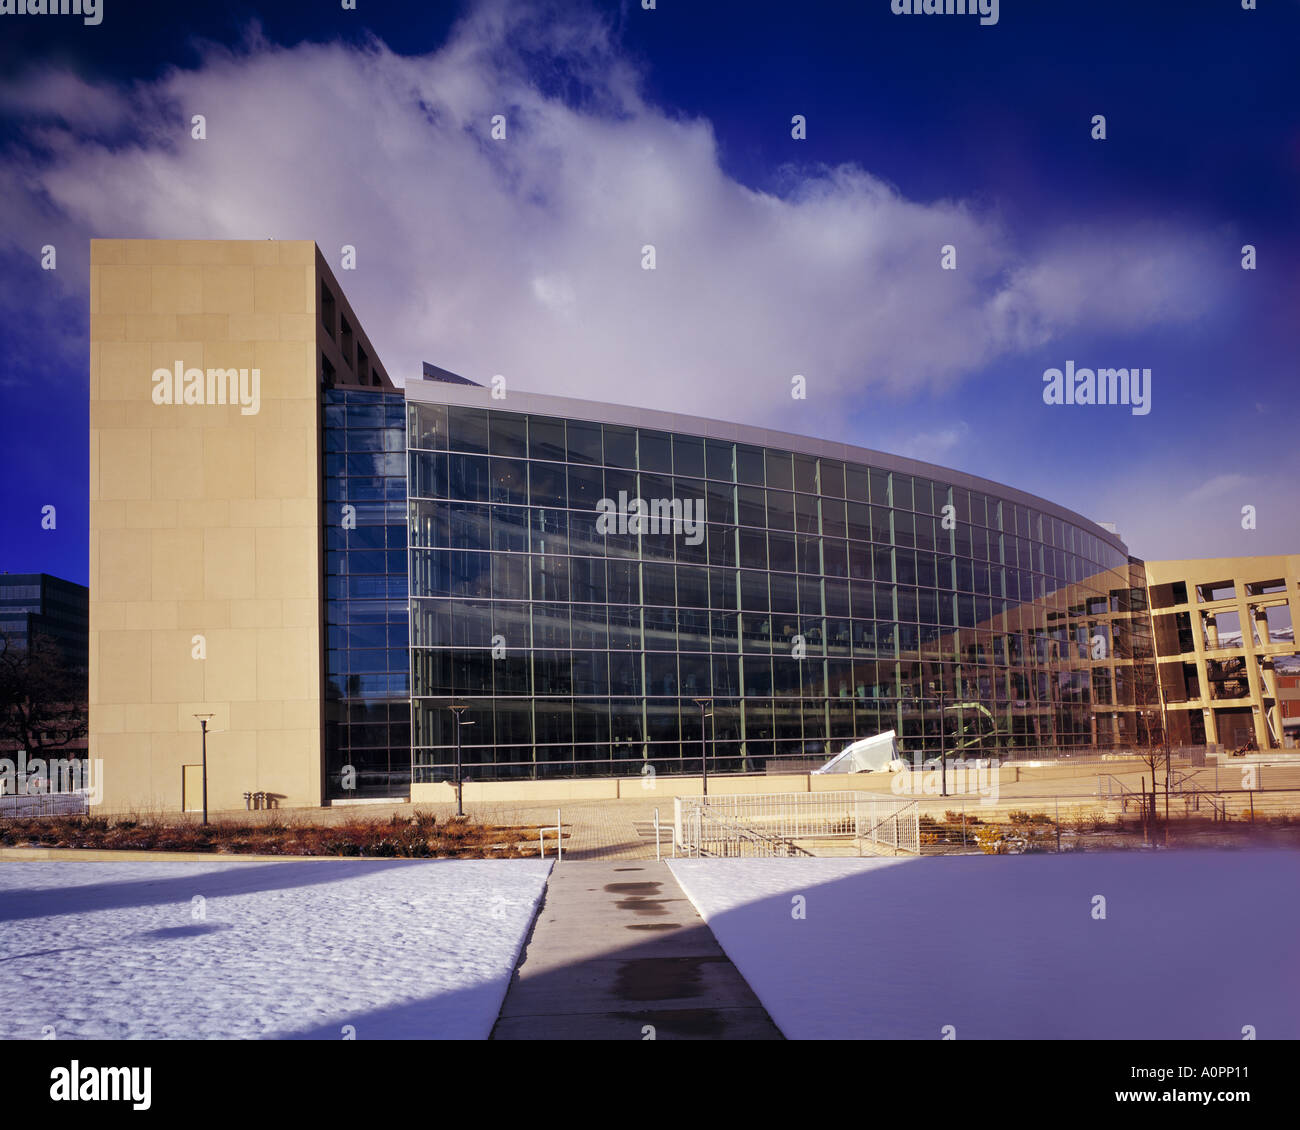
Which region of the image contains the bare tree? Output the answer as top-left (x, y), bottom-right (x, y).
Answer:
top-left (1111, 609), bottom-right (1169, 843)
top-left (1118, 630), bottom-right (1171, 843)
top-left (0, 629), bottom-right (88, 761)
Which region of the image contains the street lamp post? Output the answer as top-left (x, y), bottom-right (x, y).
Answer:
top-left (1160, 687), bottom-right (1172, 840)
top-left (449, 704), bottom-right (469, 817)
top-left (193, 713), bottom-right (214, 826)
top-left (694, 698), bottom-right (712, 797)
top-left (938, 687), bottom-right (947, 798)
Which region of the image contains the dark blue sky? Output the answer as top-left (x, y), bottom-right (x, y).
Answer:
top-left (2, 0), bottom-right (1297, 584)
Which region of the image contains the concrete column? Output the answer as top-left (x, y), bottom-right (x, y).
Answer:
top-left (1254, 607), bottom-right (1271, 647)
top-left (1204, 612), bottom-right (1219, 649)
top-left (1258, 658), bottom-right (1282, 749)
top-left (1243, 649), bottom-right (1265, 749)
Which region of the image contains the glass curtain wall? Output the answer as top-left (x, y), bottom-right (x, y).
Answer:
top-left (322, 388), bottom-right (411, 798)
top-left (407, 401), bottom-right (1141, 782)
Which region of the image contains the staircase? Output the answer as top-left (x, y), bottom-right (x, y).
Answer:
top-left (687, 808), bottom-right (814, 858)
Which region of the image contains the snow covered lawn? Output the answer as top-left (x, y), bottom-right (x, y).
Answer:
top-left (670, 852), bottom-right (1300, 1040)
top-left (0, 859), bottom-right (550, 1040)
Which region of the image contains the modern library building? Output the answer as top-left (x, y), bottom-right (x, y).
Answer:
top-left (87, 240), bottom-right (1294, 813)
top-left (397, 380), bottom-right (1149, 795)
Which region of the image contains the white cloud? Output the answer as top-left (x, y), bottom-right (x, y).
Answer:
top-left (1069, 458), bottom-right (1299, 562)
top-left (0, 0), bottom-right (1226, 435)
top-left (994, 227), bottom-right (1221, 350)
top-left (530, 273), bottom-right (577, 316)
top-left (890, 420), bottom-right (971, 461)
top-left (1185, 473), bottom-right (1251, 505)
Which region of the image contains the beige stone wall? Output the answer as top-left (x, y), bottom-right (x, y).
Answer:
top-left (1145, 554), bottom-right (1300, 749)
top-left (411, 773), bottom-right (822, 805)
top-left (89, 240), bottom-right (325, 813)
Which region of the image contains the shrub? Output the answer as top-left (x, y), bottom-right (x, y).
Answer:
top-left (944, 810), bottom-right (982, 826)
top-left (0, 810), bottom-right (528, 858)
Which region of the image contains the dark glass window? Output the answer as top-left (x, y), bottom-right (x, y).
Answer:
top-left (892, 475), bottom-right (913, 512)
top-left (765, 450), bottom-right (794, 490)
top-left (847, 502), bottom-right (870, 543)
top-left (488, 412), bottom-right (528, 458)
top-left (672, 434), bottom-right (705, 477)
top-left (447, 407), bottom-right (490, 454)
top-left (768, 531), bottom-right (797, 574)
top-left (737, 487), bottom-right (766, 528)
top-left (705, 440), bottom-right (734, 482)
top-left (567, 420), bottom-right (603, 464)
top-left (819, 460), bottom-right (845, 498)
top-left (529, 417), bottom-right (566, 462)
top-left (766, 490), bottom-right (795, 532)
top-left (603, 425), bottom-right (637, 469)
top-left (528, 461), bottom-right (567, 506)
top-left (489, 459), bottom-right (528, 505)
top-left (639, 430), bottom-right (673, 473)
top-left (736, 445), bottom-right (765, 485)
top-left (793, 454), bottom-right (817, 494)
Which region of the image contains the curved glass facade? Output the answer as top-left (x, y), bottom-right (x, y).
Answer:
top-left (405, 396), bottom-right (1150, 784)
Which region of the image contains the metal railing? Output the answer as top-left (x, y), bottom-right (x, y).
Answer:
top-left (858, 796), bottom-right (921, 855)
top-left (1177, 786), bottom-right (1227, 821)
top-left (1096, 774), bottom-right (1139, 802)
top-left (538, 808), bottom-right (563, 860)
top-left (674, 791), bottom-right (920, 858)
top-left (0, 791), bottom-right (90, 819)
top-left (1166, 767), bottom-right (1208, 793)
top-left (679, 803), bottom-right (813, 858)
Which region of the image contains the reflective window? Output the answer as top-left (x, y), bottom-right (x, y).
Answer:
top-left (406, 402), bottom-right (1150, 779)
top-left (324, 388), bottom-right (411, 799)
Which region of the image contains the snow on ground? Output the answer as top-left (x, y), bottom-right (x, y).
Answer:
top-left (0, 859), bottom-right (550, 1040)
top-left (670, 852), bottom-right (1300, 1040)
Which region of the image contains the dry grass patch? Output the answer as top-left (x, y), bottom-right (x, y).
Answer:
top-left (0, 810), bottom-right (547, 859)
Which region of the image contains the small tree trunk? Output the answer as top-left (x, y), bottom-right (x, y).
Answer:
top-left (1140, 775), bottom-right (1149, 845)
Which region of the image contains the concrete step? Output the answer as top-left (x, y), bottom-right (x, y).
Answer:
top-left (789, 837), bottom-right (863, 858)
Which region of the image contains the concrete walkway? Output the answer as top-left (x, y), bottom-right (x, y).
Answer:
top-left (491, 862), bottom-right (783, 1040)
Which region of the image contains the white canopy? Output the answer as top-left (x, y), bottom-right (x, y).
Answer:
top-left (812, 730), bottom-right (901, 774)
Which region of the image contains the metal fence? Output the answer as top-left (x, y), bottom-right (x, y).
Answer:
top-left (857, 794), bottom-right (921, 855)
top-left (0, 791), bottom-right (90, 819)
top-left (913, 786), bottom-right (1300, 854)
top-left (674, 791), bottom-right (920, 858)
top-left (676, 803), bottom-right (808, 858)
